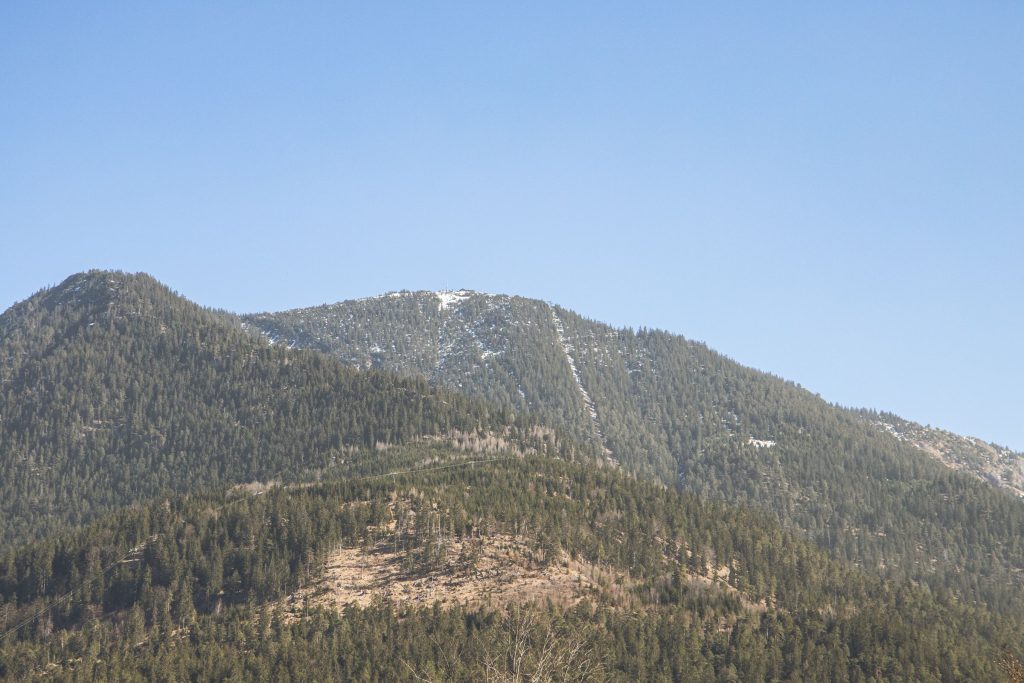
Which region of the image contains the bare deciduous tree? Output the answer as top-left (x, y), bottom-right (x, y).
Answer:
top-left (1001, 652), bottom-right (1024, 683)
top-left (484, 606), bottom-right (604, 683)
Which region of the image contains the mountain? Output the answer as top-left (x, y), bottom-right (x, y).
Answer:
top-left (0, 273), bottom-right (1023, 679)
top-left (0, 273), bottom-right (575, 548)
top-left (245, 289), bottom-right (1024, 495)
top-left (245, 290), bottom-right (1024, 614)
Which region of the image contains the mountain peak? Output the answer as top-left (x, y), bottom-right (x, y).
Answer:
top-left (9, 270), bottom-right (173, 316)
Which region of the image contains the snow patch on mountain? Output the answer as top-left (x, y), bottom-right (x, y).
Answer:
top-left (551, 308), bottom-right (612, 458)
top-left (436, 290), bottom-right (472, 311)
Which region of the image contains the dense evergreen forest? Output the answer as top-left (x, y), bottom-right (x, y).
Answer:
top-left (0, 272), bottom-right (580, 548)
top-left (1, 450), bottom-right (1021, 681)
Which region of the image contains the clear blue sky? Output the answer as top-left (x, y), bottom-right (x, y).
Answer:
top-left (2, 3), bottom-right (1022, 450)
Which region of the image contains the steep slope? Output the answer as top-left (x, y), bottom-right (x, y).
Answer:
top-left (0, 274), bottom-right (568, 548)
top-left (2, 450), bottom-right (1020, 681)
top-left (246, 291), bottom-right (1024, 615)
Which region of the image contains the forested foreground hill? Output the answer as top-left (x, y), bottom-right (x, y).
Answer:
top-left (0, 272), bottom-right (579, 548)
top-left (246, 289), bottom-right (1024, 617)
top-left (1, 450), bottom-right (1021, 681)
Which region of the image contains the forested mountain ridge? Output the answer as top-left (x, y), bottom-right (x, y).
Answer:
top-left (244, 289), bottom-right (1024, 495)
top-left (245, 289), bottom-right (1024, 616)
top-left (0, 273), bottom-right (574, 549)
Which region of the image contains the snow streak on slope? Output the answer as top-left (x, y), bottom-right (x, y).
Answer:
top-left (551, 308), bottom-right (611, 457)
top-left (433, 292), bottom-right (455, 376)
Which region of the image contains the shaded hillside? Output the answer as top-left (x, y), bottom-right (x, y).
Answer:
top-left (246, 290), bottom-right (1024, 613)
top-left (1, 449), bottom-right (1020, 681)
top-left (0, 273), bottom-right (567, 548)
